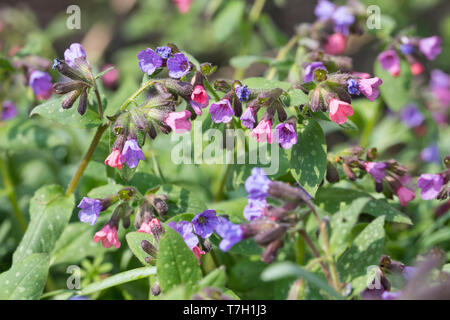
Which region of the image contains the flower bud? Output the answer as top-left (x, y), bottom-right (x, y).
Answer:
top-left (276, 102), bottom-right (287, 122)
top-left (163, 79), bottom-right (193, 100)
top-left (62, 90), bottom-right (81, 109)
top-left (141, 240), bottom-right (158, 257)
top-left (309, 87), bottom-right (323, 112)
top-left (77, 89), bottom-right (88, 115)
top-left (326, 161), bottom-right (340, 183)
top-left (53, 80), bottom-right (86, 94)
top-left (113, 112), bottom-right (130, 136)
top-left (254, 225), bottom-right (286, 246)
top-left (146, 194), bottom-right (169, 217)
top-left (261, 238), bottom-right (283, 264)
top-left (343, 163), bottom-right (356, 180)
top-left (53, 58), bottom-right (92, 85)
top-left (151, 282), bottom-right (161, 296)
top-left (214, 80), bottom-right (232, 92)
top-left (233, 96), bottom-right (242, 117)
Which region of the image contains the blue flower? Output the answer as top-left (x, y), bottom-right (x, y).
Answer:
top-left (155, 46), bottom-right (172, 59)
top-left (332, 6), bottom-right (355, 36)
top-left (77, 197), bottom-right (102, 225)
top-left (400, 44), bottom-right (414, 55)
top-left (167, 53), bottom-right (191, 79)
top-left (192, 209), bottom-right (219, 239)
top-left (120, 139), bottom-right (145, 168)
top-left (138, 48), bottom-right (163, 76)
top-left (245, 168), bottom-right (271, 200)
top-left (314, 0), bottom-right (335, 21)
top-left (243, 198), bottom-right (266, 221)
top-left (421, 144), bottom-right (440, 164)
top-left (168, 221), bottom-right (199, 250)
top-left (64, 43), bottom-right (87, 68)
top-left (401, 104), bottom-right (424, 128)
top-left (235, 85), bottom-right (250, 102)
top-left (347, 79), bottom-right (360, 95)
top-left (214, 217), bottom-right (244, 251)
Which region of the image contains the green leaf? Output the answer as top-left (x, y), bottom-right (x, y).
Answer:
top-left (30, 97), bottom-right (102, 129)
top-left (79, 266), bottom-right (156, 295)
top-left (208, 198), bottom-right (248, 223)
top-left (337, 216), bottom-right (386, 295)
top-left (156, 227), bottom-right (202, 294)
top-left (314, 187), bottom-right (412, 224)
top-left (195, 266), bottom-right (227, 291)
top-left (126, 231), bottom-right (157, 266)
top-left (213, 0), bottom-right (245, 42)
top-left (0, 253), bottom-right (49, 300)
top-left (13, 185), bottom-right (75, 264)
top-left (261, 261), bottom-right (341, 299)
top-left (242, 77), bottom-right (292, 91)
top-left (374, 59), bottom-right (412, 111)
top-left (285, 89), bottom-right (308, 107)
top-left (230, 56), bottom-right (273, 69)
top-left (0, 57), bottom-right (15, 73)
top-left (157, 184), bottom-right (206, 219)
top-left (289, 119), bottom-right (327, 197)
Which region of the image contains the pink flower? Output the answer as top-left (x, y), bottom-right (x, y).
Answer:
top-left (396, 186), bottom-right (416, 206)
top-left (378, 50), bottom-right (400, 77)
top-left (173, 0), bottom-right (193, 14)
top-left (251, 119), bottom-right (273, 143)
top-left (164, 110), bottom-right (192, 133)
top-left (138, 218), bottom-right (161, 234)
top-left (410, 62), bottom-right (424, 76)
top-left (192, 245), bottom-right (206, 265)
top-left (329, 99), bottom-right (354, 124)
top-left (105, 148), bottom-right (123, 170)
top-left (365, 162), bottom-right (386, 183)
top-left (101, 64), bottom-right (119, 89)
top-left (418, 36), bottom-right (441, 61)
top-left (190, 85), bottom-right (209, 115)
top-left (93, 224), bottom-right (121, 249)
top-left (352, 72), bottom-right (371, 79)
top-left (358, 77), bottom-right (383, 101)
top-left (324, 33), bottom-right (346, 55)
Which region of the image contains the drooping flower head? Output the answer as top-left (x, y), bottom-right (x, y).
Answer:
top-left (245, 167), bottom-right (271, 200)
top-left (64, 43), bottom-right (87, 68)
top-left (164, 110), bottom-right (192, 133)
top-left (347, 79), bottom-right (360, 95)
top-left (396, 186), bottom-right (416, 206)
top-left (329, 99), bottom-right (354, 125)
top-left (192, 209), bottom-right (219, 239)
top-left (417, 174), bottom-right (444, 200)
top-left (120, 139), bottom-right (145, 168)
top-left (418, 36), bottom-right (442, 61)
top-left (251, 119), bottom-right (273, 143)
top-left (77, 197), bottom-right (102, 225)
top-left (274, 122), bottom-right (298, 149)
top-left (378, 50), bottom-right (400, 77)
top-left (1, 101), bottom-right (17, 120)
top-left (167, 53), bottom-right (191, 79)
top-left (401, 104), bottom-right (424, 128)
top-left (421, 144), bottom-right (440, 164)
top-left (332, 6), bottom-right (355, 36)
top-left (365, 162), bottom-right (387, 183)
top-left (214, 216), bottom-right (244, 252)
top-left (93, 224), bottom-right (121, 249)
top-left (358, 77), bottom-right (383, 101)
top-left (240, 107), bottom-right (257, 129)
top-left (304, 62), bottom-right (327, 83)
top-left (235, 85), bottom-right (250, 102)
top-left (29, 70), bottom-right (53, 100)
top-left (324, 33), bottom-right (346, 55)
top-left (243, 198), bottom-right (267, 221)
top-left (209, 99), bottom-right (234, 123)
top-left (190, 85), bottom-right (209, 115)
top-left (105, 148), bottom-right (124, 170)
top-left (138, 48), bottom-right (163, 76)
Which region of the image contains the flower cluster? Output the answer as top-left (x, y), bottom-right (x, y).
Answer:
top-left (138, 45), bottom-right (191, 79)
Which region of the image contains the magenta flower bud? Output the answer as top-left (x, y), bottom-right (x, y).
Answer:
top-left (29, 70), bottom-right (53, 100)
top-left (274, 122), bottom-right (298, 149)
top-left (167, 53), bottom-right (191, 79)
top-left (105, 148), bottom-right (123, 170)
top-left (329, 99), bottom-right (354, 124)
top-left (209, 99), bottom-right (234, 123)
top-left (101, 64), bottom-right (119, 89)
top-left (93, 224), bottom-right (121, 249)
top-left (378, 50), bottom-right (400, 77)
top-left (121, 139), bottom-right (145, 168)
top-left (1, 101), bottom-right (17, 120)
top-left (190, 84), bottom-right (209, 115)
top-left (173, 0), bottom-right (193, 14)
top-left (358, 77), bottom-right (383, 101)
top-left (417, 173), bottom-right (444, 200)
top-left (164, 110), bottom-right (192, 133)
top-left (324, 33), bottom-right (346, 55)
top-left (138, 48), bottom-right (163, 76)
top-left (251, 119), bottom-right (273, 143)
top-left (396, 186), bottom-right (416, 206)
top-left (418, 36), bottom-right (442, 61)
top-left (365, 162), bottom-right (387, 183)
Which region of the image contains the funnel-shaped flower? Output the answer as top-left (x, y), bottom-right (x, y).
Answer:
top-left (329, 99), bottom-right (353, 124)
top-left (93, 224), bottom-right (121, 249)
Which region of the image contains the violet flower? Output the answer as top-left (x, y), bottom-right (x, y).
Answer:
top-left (168, 220), bottom-right (199, 250)
top-left (304, 62), bottom-right (327, 82)
top-left (167, 53), bottom-right (191, 79)
top-left (138, 48), bottom-right (163, 76)
top-left (421, 144), bottom-right (440, 164)
top-left (240, 107), bottom-right (256, 129)
top-left (358, 77), bottom-right (382, 101)
top-left (274, 122), bottom-right (298, 149)
top-left (243, 198), bottom-right (266, 221)
top-left (64, 43), bottom-right (87, 68)
top-left (418, 36), bottom-right (442, 60)
top-left (121, 139), bottom-right (145, 168)
top-left (235, 85), bottom-right (250, 102)
top-left (209, 99), bottom-right (234, 123)
top-left (78, 197), bottom-right (102, 225)
top-left (401, 104), bottom-right (424, 128)
top-left (29, 70), bottom-right (53, 100)
top-left (314, 0), bottom-right (335, 20)
top-left (332, 6), bottom-right (354, 36)
top-left (378, 50), bottom-right (400, 77)
top-left (245, 167), bottom-right (271, 200)
top-left (417, 173), bottom-right (444, 200)
top-left (1, 101), bottom-right (17, 120)
top-left (214, 216), bottom-right (244, 252)
top-left (365, 162), bottom-right (387, 183)
top-left (192, 209), bottom-right (219, 239)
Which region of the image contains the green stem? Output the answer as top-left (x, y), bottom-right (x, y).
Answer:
top-left (119, 80), bottom-right (158, 111)
top-left (299, 229), bottom-right (331, 284)
top-left (204, 80), bottom-right (220, 101)
top-left (214, 164), bottom-right (231, 202)
top-left (0, 154), bottom-right (26, 233)
top-left (94, 88), bottom-right (104, 120)
top-left (318, 220), bottom-right (341, 294)
top-left (65, 123), bottom-right (109, 197)
top-left (266, 34), bottom-right (301, 80)
top-left (149, 151), bottom-right (166, 184)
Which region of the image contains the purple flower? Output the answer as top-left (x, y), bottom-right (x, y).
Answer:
top-left (155, 46), bottom-right (172, 59)
top-left (168, 220), bottom-right (199, 250)
top-left (421, 144), bottom-right (440, 164)
top-left (120, 139), bottom-right (145, 168)
top-left (64, 43), bottom-right (87, 68)
top-left (1, 101), bottom-right (17, 120)
top-left (314, 0), bottom-right (335, 20)
top-left (77, 197), bottom-right (102, 225)
top-left (418, 36), bottom-right (442, 60)
top-left (400, 44), bottom-right (414, 55)
top-left (274, 122), bottom-right (298, 149)
top-left (214, 216), bottom-right (244, 251)
top-left (304, 62), bottom-right (327, 82)
top-left (138, 48), bottom-right (163, 76)
top-left (332, 6), bottom-right (355, 36)
top-left (378, 50), bottom-right (400, 77)
top-left (364, 162), bottom-right (387, 183)
top-left (358, 77), bottom-right (382, 101)
top-left (29, 70), bottom-right (53, 100)
top-left (167, 53), bottom-right (191, 79)
top-left (417, 173), bottom-right (443, 200)
top-left (381, 291), bottom-right (402, 300)
top-left (192, 209), bottom-right (219, 239)
top-left (401, 104), bottom-right (424, 128)
top-left (209, 99), bottom-right (234, 123)
top-left (243, 198), bottom-right (266, 221)
top-left (235, 85), bottom-right (250, 102)
top-left (402, 266), bottom-right (417, 281)
top-left (245, 167), bottom-right (271, 200)
top-left (240, 107), bottom-right (256, 129)
top-left (430, 69), bottom-right (450, 108)
top-left (347, 79), bottom-right (360, 95)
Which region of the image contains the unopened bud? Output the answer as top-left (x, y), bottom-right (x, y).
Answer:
top-left (343, 163), bottom-right (356, 181)
top-left (77, 89), bottom-right (88, 115)
top-left (151, 282), bottom-right (161, 296)
top-left (141, 240), bottom-right (158, 257)
top-left (53, 80), bottom-right (85, 94)
top-left (254, 225), bottom-right (286, 246)
top-left (62, 90), bottom-right (81, 109)
top-left (326, 161), bottom-right (340, 183)
top-left (261, 238), bottom-right (283, 264)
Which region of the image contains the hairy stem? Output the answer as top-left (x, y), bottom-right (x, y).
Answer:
top-left (299, 229), bottom-right (332, 283)
top-left (94, 88), bottom-right (104, 120)
top-left (119, 80), bottom-right (158, 111)
top-left (65, 123), bottom-right (109, 196)
top-left (0, 154), bottom-right (27, 233)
